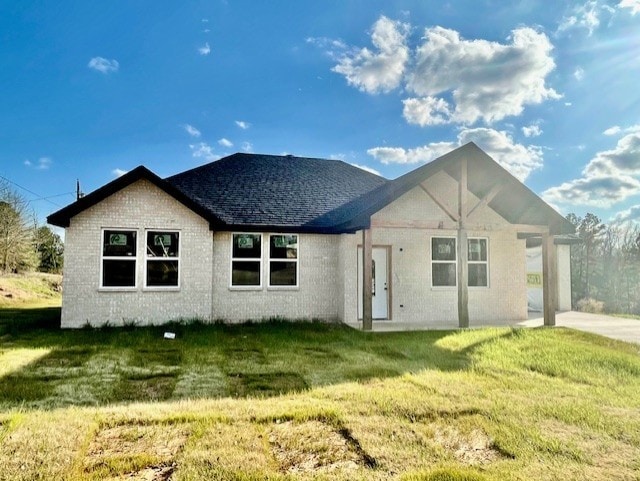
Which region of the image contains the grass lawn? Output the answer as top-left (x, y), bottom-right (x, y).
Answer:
top-left (0, 305), bottom-right (639, 480)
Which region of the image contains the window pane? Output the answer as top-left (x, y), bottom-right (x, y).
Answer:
top-left (103, 230), bottom-right (136, 257)
top-left (433, 262), bottom-right (456, 286)
top-left (468, 264), bottom-right (488, 287)
top-left (270, 235), bottom-right (298, 259)
top-left (147, 260), bottom-right (179, 287)
top-left (432, 238), bottom-right (456, 261)
top-left (232, 261), bottom-right (261, 286)
top-left (270, 261), bottom-right (297, 286)
top-left (232, 234), bottom-right (261, 258)
top-left (103, 260), bottom-right (136, 287)
top-left (147, 232), bottom-right (179, 257)
top-left (468, 239), bottom-right (487, 262)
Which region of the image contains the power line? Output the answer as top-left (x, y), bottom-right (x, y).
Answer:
top-left (0, 174), bottom-right (66, 208)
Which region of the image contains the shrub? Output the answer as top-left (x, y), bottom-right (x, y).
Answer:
top-left (576, 297), bottom-right (604, 314)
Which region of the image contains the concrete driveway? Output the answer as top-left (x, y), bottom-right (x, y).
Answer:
top-left (349, 311), bottom-right (640, 345)
top-left (526, 311), bottom-right (640, 344)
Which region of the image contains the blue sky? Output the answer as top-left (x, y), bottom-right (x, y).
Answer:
top-left (1, 0), bottom-right (640, 228)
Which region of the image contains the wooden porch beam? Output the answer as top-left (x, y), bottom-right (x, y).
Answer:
top-left (457, 158), bottom-right (469, 328)
top-left (362, 228), bottom-right (373, 331)
top-left (542, 232), bottom-right (556, 326)
top-left (371, 219), bottom-right (549, 234)
top-left (418, 183), bottom-right (459, 223)
top-left (467, 181), bottom-right (506, 219)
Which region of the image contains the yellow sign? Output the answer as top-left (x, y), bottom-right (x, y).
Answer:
top-left (527, 272), bottom-right (543, 288)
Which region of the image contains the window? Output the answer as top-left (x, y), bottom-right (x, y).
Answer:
top-left (269, 234), bottom-right (298, 287)
top-left (431, 237), bottom-right (489, 287)
top-left (101, 229), bottom-right (137, 288)
top-left (145, 231), bottom-right (180, 287)
top-left (231, 233), bottom-right (262, 287)
top-left (431, 237), bottom-right (457, 287)
top-left (468, 238), bottom-right (488, 287)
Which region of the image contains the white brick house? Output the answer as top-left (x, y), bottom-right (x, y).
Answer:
top-left (48, 143), bottom-right (574, 329)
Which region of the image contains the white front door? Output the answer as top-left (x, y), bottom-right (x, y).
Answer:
top-left (358, 246), bottom-right (389, 320)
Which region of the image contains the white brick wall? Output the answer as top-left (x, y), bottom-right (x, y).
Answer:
top-left (60, 169), bottom-right (530, 327)
top-left (339, 171), bottom-right (528, 326)
top-left (211, 232), bottom-right (340, 321)
top-left (61, 179), bottom-right (213, 327)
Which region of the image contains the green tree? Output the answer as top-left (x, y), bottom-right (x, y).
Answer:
top-left (0, 182), bottom-right (37, 273)
top-left (566, 213), bottom-right (606, 305)
top-left (34, 226), bottom-right (64, 273)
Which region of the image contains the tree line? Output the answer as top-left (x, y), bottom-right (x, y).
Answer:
top-left (0, 180), bottom-right (63, 274)
top-left (567, 213), bottom-right (640, 315)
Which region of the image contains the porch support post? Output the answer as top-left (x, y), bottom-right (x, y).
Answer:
top-left (457, 158), bottom-right (469, 328)
top-left (542, 232), bottom-right (556, 326)
top-left (362, 227), bottom-right (373, 331)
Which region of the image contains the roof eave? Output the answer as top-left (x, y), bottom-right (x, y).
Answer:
top-left (47, 166), bottom-right (225, 229)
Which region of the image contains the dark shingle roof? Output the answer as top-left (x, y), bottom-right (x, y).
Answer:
top-left (306, 143), bottom-right (574, 235)
top-left (47, 144), bottom-right (574, 235)
top-left (165, 153), bottom-right (386, 231)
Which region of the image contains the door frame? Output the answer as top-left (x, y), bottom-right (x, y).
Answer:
top-left (357, 244), bottom-right (392, 321)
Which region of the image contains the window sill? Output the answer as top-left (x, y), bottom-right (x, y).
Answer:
top-left (229, 286), bottom-right (263, 291)
top-left (143, 287), bottom-right (181, 292)
top-left (98, 287), bottom-right (138, 292)
top-left (267, 286), bottom-right (299, 291)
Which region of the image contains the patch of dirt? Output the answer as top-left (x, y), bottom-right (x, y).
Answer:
top-left (267, 420), bottom-right (375, 474)
top-left (86, 423), bottom-right (190, 480)
top-left (119, 464), bottom-right (175, 481)
top-left (433, 426), bottom-right (505, 465)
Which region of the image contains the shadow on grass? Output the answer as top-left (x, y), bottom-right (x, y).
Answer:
top-left (0, 306), bottom-right (61, 334)
top-left (0, 310), bottom-right (515, 409)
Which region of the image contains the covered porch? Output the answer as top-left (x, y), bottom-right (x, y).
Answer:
top-left (350, 144), bottom-right (574, 331)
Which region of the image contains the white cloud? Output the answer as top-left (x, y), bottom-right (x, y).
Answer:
top-left (574, 67), bottom-right (585, 81)
top-left (407, 26), bottom-right (560, 125)
top-left (349, 163), bottom-right (382, 176)
top-left (332, 16), bottom-right (410, 94)
top-left (88, 57), bottom-right (119, 74)
top-left (25, 157), bottom-right (52, 170)
top-left (603, 124), bottom-right (640, 136)
top-left (368, 128), bottom-right (543, 181)
top-left (522, 122), bottom-right (543, 138)
top-left (306, 37), bottom-right (348, 59)
top-left (584, 132), bottom-right (640, 175)
top-left (184, 124), bottom-right (201, 137)
top-left (218, 138), bottom-right (233, 147)
top-left (241, 141), bottom-right (253, 152)
top-left (557, 1), bottom-right (616, 36)
top-left (112, 168), bottom-right (128, 177)
top-left (613, 204), bottom-right (640, 223)
top-left (333, 18), bottom-right (560, 126)
top-left (402, 96), bottom-right (453, 126)
top-left (190, 142), bottom-right (218, 161)
top-left (235, 120), bottom-right (250, 129)
top-left (619, 0), bottom-right (640, 14)
top-left (198, 42), bottom-right (211, 55)
top-left (543, 175), bottom-right (640, 208)
top-left (543, 132), bottom-right (640, 207)
top-left (368, 142), bottom-right (455, 166)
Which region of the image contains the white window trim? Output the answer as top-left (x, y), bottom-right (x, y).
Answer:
top-left (144, 230), bottom-right (181, 290)
top-left (430, 235), bottom-right (490, 289)
top-left (230, 232), bottom-right (263, 290)
top-left (431, 235), bottom-right (457, 288)
top-left (267, 233), bottom-right (300, 290)
top-left (468, 237), bottom-right (490, 288)
top-left (99, 228), bottom-right (138, 290)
